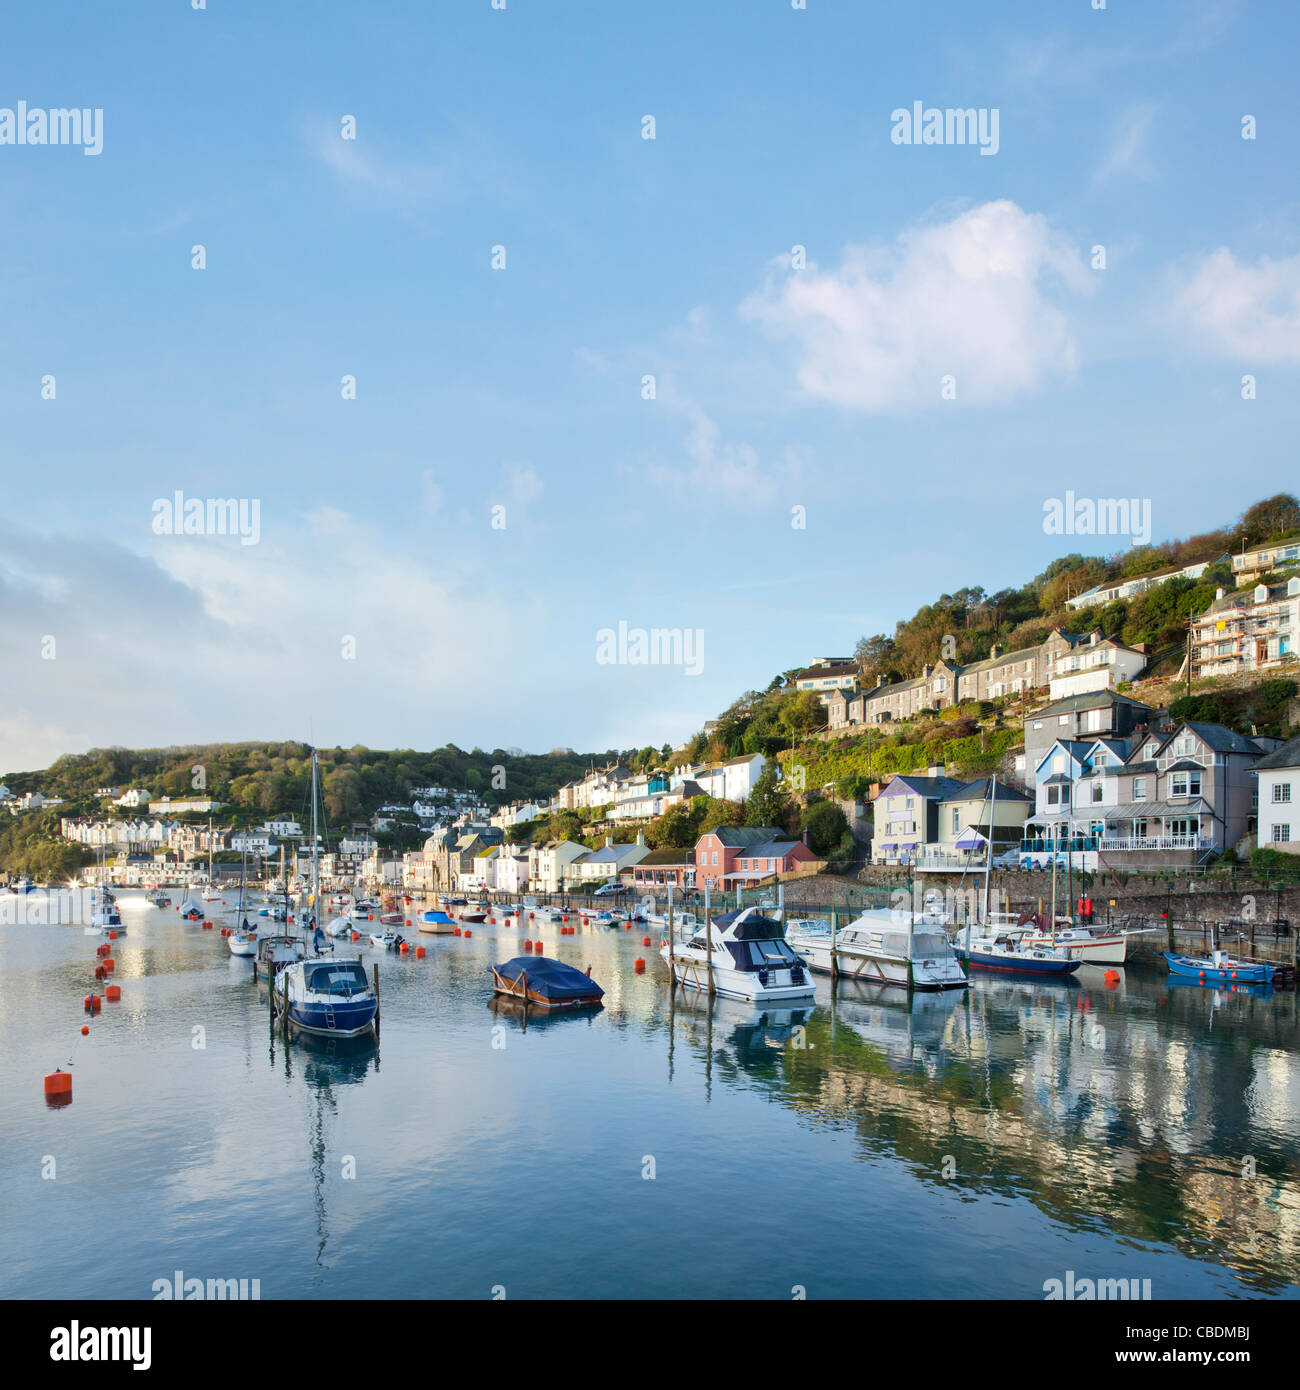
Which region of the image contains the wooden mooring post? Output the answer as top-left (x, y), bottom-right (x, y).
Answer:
top-left (373, 962), bottom-right (380, 1039)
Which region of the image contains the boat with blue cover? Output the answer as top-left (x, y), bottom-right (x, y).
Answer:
top-left (1164, 949), bottom-right (1274, 986)
top-left (418, 909), bottom-right (456, 934)
top-left (490, 955), bottom-right (604, 1009)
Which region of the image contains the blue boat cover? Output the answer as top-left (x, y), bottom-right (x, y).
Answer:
top-left (422, 910), bottom-right (454, 923)
top-left (492, 956), bottom-right (604, 1000)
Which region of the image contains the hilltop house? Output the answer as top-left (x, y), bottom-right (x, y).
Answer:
top-left (1231, 539), bottom-right (1300, 587)
top-left (793, 659), bottom-right (860, 701)
top-left (1253, 735), bottom-right (1300, 854)
top-left (1190, 579), bottom-right (1300, 680)
top-left (1066, 554), bottom-right (1230, 609)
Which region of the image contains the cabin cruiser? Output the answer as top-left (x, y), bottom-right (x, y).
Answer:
top-left (662, 906), bottom-right (814, 1002)
top-left (1015, 916), bottom-right (1128, 966)
top-left (279, 956), bottom-right (378, 1037)
top-left (786, 909), bottom-right (968, 990)
top-left (89, 887), bottom-right (124, 933)
top-left (10, 876), bottom-right (37, 894)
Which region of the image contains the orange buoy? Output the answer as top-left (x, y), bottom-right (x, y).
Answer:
top-left (94, 964), bottom-right (106, 980)
top-left (464, 929), bottom-right (472, 939)
top-left (534, 940), bottom-right (544, 953)
top-left (81, 1025), bottom-right (89, 1035)
top-left (634, 958), bottom-right (646, 973)
top-left (84, 993), bottom-right (101, 1012)
top-left (368, 914), bottom-right (373, 921)
top-left (529, 912), bottom-right (534, 920)
top-left (454, 926), bottom-right (462, 937)
top-left (104, 958), bottom-right (115, 972)
top-left (562, 915), bottom-right (568, 922)
top-left (399, 942), bottom-right (409, 954)
top-left (625, 923), bottom-right (632, 931)
top-left (44, 1069), bottom-right (72, 1097)
top-left (642, 936), bottom-right (651, 946)
top-left (1198, 971), bottom-right (1206, 978)
top-left (1231, 971), bottom-right (1238, 979)
top-left (108, 929), bottom-right (118, 940)
top-left (106, 984), bottom-right (121, 1001)
top-left (97, 943), bottom-right (109, 957)
top-left (523, 939), bottom-right (532, 949)
top-left (416, 946), bottom-right (426, 959)
top-left (352, 931), bottom-right (361, 942)
top-left (405, 919), bottom-right (411, 926)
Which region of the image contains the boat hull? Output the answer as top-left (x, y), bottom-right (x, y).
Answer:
top-left (228, 935), bottom-right (258, 957)
top-left (662, 951), bottom-right (815, 1003)
top-left (963, 950), bottom-right (1081, 976)
top-left (789, 936), bottom-right (967, 990)
top-left (1022, 933), bottom-right (1127, 965)
top-left (287, 998), bottom-right (378, 1037)
top-left (1164, 952), bottom-right (1273, 985)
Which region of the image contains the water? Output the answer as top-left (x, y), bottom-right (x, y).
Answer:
top-left (4, 897), bottom-right (1299, 1300)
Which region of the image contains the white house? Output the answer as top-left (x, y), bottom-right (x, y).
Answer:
top-left (527, 840), bottom-right (588, 894)
top-left (112, 788), bottom-right (152, 808)
top-left (262, 817), bottom-right (302, 837)
top-left (568, 835), bottom-right (649, 887)
top-left (230, 830), bottom-right (275, 857)
top-left (672, 753), bottom-right (766, 803)
top-left (1066, 555), bottom-right (1229, 609)
top-left (1253, 735), bottom-right (1300, 855)
top-left (495, 850), bottom-right (531, 894)
top-left (1047, 633), bottom-right (1148, 699)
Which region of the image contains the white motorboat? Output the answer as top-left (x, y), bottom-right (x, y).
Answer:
top-left (1016, 922), bottom-right (1127, 965)
top-left (324, 914), bottom-right (355, 939)
top-left (786, 909), bottom-right (968, 990)
top-left (369, 929), bottom-right (399, 948)
top-left (662, 906), bottom-right (815, 1003)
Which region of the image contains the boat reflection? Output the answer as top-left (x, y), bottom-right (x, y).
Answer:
top-left (488, 994), bottom-right (605, 1032)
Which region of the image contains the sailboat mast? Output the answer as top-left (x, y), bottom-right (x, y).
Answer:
top-left (310, 751), bottom-right (319, 944)
top-left (982, 775), bottom-right (997, 924)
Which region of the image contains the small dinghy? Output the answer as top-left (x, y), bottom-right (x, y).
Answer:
top-left (323, 915), bottom-right (354, 939)
top-left (378, 911), bottom-right (403, 926)
top-left (1165, 949), bottom-right (1274, 986)
top-left (489, 955), bottom-right (604, 1010)
top-left (369, 929), bottom-right (406, 950)
top-left (419, 909), bottom-right (456, 934)
top-left (178, 897), bottom-right (205, 921)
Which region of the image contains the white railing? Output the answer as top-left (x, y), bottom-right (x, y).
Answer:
top-left (1097, 835), bottom-right (1214, 852)
top-left (911, 848), bottom-right (991, 870)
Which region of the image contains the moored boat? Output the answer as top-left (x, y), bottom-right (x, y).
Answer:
top-left (489, 955), bottom-right (604, 1009)
top-left (662, 906), bottom-right (815, 1003)
top-left (957, 928), bottom-right (1082, 977)
top-left (418, 909), bottom-right (456, 933)
top-left (787, 909), bottom-right (968, 990)
top-left (1164, 949), bottom-right (1274, 986)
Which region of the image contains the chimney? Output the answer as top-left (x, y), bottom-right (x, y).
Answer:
top-left (922, 662), bottom-right (933, 678)
top-left (1089, 631), bottom-right (1099, 645)
top-left (990, 643), bottom-right (1003, 660)
top-left (876, 674), bottom-right (886, 688)
top-left (636, 831), bottom-right (645, 847)
top-left (604, 835), bottom-right (612, 848)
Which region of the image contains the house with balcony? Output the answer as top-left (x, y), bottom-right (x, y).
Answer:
top-left (912, 778), bottom-right (1033, 870)
top-left (793, 660), bottom-right (860, 702)
top-left (1253, 735), bottom-right (1300, 855)
top-left (1045, 631), bottom-right (1149, 698)
top-left (1231, 538), bottom-right (1300, 587)
top-left (871, 772), bottom-right (968, 864)
top-left (1066, 554), bottom-right (1230, 609)
top-left (1190, 579), bottom-right (1300, 680)
top-left (694, 826), bottom-right (820, 892)
top-left (1022, 722), bottom-right (1280, 868)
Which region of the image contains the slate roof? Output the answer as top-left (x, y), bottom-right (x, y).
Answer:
top-left (1252, 734), bottom-right (1300, 772)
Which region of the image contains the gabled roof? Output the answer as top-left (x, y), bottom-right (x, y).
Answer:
top-left (1253, 734), bottom-right (1300, 772)
top-left (943, 777), bottom-right (1033, 804)
top-left (701, 825), bottom-right (783, 848)
top-left (1178, 721), bottom-right (1268, 756)
top-left (880, 774), bottom-right (968, 799)
top-left (959, 645), bottom-right (1039, 675)
top-left (1029, 689), bottom-right (1156, 720)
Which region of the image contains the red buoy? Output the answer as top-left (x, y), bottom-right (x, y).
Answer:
top-left (416, 946), bottom-right (426, 959)
top-left (642, 936), bottom-right (651, 946)
top-left (84, 994), bottom-right (101, 1012)
top-left (108, 929), bottom-right (118, 940)
top-left (534, 940), bottom-right (543, 953)
top-left (523, 939), bottom-right (532, 949)
top-left (464, 929), bottom-right (472, 939)
top-left (399, 942), bottom-right (409, 954)
top-left (352, 931), bottom-right (360, 942)
top-left (81, 1025), bottom-right (89, 1036)
top-left (94, 964), bottom-right (106, 980)
top-left (104, 958), bottom-right (115, 972)
top-left (44, 1069), bottom-right (72, 1097)
top-left (634, 958), bottom-right (646, 973)
top-left (454, 927), bottom-right (462, 937)
top-left (625, 923), bottom-right (632, 931)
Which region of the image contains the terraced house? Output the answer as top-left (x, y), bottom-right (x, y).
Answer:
top-left (694, 826), bottom-right (820, 892)
top-left (1190, 578), bottom-right (1300, 679)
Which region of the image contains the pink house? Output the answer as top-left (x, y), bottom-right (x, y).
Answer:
top-left (695, 826), bottom-right (820, 891)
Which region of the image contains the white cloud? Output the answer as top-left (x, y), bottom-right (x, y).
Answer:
top-left (1092, 104), bottom-right (1158, 186)
top-left (1171, 248), bottom-right (1300, 363)
top-left (740, 201), bottom-right (1091, 412)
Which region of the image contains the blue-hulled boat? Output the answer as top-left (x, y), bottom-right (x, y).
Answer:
top-left (1164, 950), bottom-right (1274, 986)
top-left (274, 751), bottom-right (378, 1039)
top-left (957, 928), bottom-right (1082, 976)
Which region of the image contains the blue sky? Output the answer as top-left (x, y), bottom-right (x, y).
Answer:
top-left (2, 0), bottom-right (1298, 771)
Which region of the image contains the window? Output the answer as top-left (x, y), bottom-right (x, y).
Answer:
top-left (1047, 785), bottom-right (1062, 806)
top-left (1170, 771), bottom-right (1202, 798)
top-left (1059, 715), bottom-right (1069, 726)
top-left (1272, 825), bottom-right (1291, 843)
top-left (711, 851), bottom-right (718, 866)
top-left (1132, 777), bottom-right (1147, 800)
top-left (1091, 782), bottom-right (1104, 804)
top-left (1273, 783), bottom-right (1292, 803)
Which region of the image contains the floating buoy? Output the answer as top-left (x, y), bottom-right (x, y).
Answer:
top-left (84, 994), bottom-right (101, 1012)
top-left (523, 939), bottom-right (531, 949)
top-left (44, 1069), bottom-right (72, 1097)
top-left (625, 924), bottom-right (632, 932)
top-left (104, 958), bottom-right (115, 972)
top-left (642, 936), bottom-right (651, 946)
top-left (405, 919), bottom-right (411, 926)
top-left (399, 942), bottom-right (409, 954)
top-left (368, 914), bottom-right (373, 921)
top-left (634, 959), bottom-right (646, 973)
top-left (1198, 971), bottom-right (1206, 978)
top-left (454, 927), bottom-right (462, 937)
top-left (108, 929), bottom-right (118, 940)
top-left (106, 984), bottom-right (121, 1001)
top-left (561, 915), bottom-right (568, 922)
top-left (534, 940), bottom-right (544, 953)
top-left (464, 930), bottom-right (472, 939)
top-left (202, 920), bottom-right (213, 930)
top-left (416, 946), bottom-right (426, 959)
top-left (94, 964), bottom-right (106, 980)
top-left (81, 1025), bottom-right (89, 1036)
top-left (529, 912), bottom-right (534, 920)
top-left (1231, 971), bottom-right (1238, 979)
top-left (352, 931), bottom-right (361, 942)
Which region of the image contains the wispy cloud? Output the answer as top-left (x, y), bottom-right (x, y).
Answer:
top-left (1171, 248), bottom-right (1300, 363)
top-left (740, 200), bottom-right (1093, 412)
top-left (1092, 104), bottom-right (1158, 187)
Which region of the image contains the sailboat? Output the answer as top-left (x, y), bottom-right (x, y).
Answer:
top-left (275, 751), bottom-right (378, 1037)
top-left (955, 776), bottom-right (1081, 978)
top-left (201, 818), bottom-right (221, 901)
top-left (228, 849), bottom-right (260, 957)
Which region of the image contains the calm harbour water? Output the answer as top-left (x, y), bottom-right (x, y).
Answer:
top-left (4, 897), bottom-right (1299, 1300)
